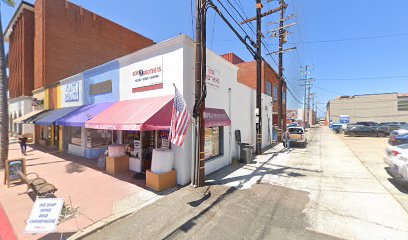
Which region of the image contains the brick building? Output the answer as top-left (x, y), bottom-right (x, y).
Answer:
top-left (221, 53), bottom-right (287, 127)
top-left (7, 0), bottom-right (154, 135)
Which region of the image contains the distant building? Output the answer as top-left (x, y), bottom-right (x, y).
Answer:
top-left (287, 108), bottom-right (316, 126)
top-left (326, 92), bottom-right (408, 123)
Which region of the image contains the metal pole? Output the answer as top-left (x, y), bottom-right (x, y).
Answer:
top-left (256, 0), bottom-right (262, 154)
top-left (303, 66), bottom-right (307, 126)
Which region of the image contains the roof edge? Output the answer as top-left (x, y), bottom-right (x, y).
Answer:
top-left (4, 1), bottom-right (34, 42)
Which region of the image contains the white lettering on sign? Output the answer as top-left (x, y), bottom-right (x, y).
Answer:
top-left (206, 66), bottom-right (220, 89)
top-left (24, 198), bottom-right (64, 233)
top-left (120, 56), bottom-right (163, 91)
top-left (64, 81), bottom-right (80, 102)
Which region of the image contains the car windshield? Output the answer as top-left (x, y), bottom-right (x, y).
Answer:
top-left (288, 128), bottom-right (304, 133)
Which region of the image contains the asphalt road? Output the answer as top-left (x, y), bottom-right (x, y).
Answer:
top-left (81, 127), bottom-right (408, 240)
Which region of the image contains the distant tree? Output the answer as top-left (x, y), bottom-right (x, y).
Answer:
top-left (0, 0), bottom-right (15, 169)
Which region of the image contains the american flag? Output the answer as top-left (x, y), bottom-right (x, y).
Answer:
top-left (169, 86), bottom-right (191, 147)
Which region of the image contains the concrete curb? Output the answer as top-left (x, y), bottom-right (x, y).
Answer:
top-left (68, 196), bottom-right (162, 240)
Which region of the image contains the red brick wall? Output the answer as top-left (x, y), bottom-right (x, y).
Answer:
top-left (34, 0), bottom-right (154, 89)
top-left (8, 9), bottom-right (35, 99)
top-left (221, 53), bottom-right (245, 65)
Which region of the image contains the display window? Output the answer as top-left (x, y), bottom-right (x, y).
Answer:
top-left (123, 131), bottom-right (141, 157)
top-left (204, 127), bottom-right (223, 160)
top-left (70, 127), bottom-right (82, 146)
top-left (86, 129), bottom-right (111, 148)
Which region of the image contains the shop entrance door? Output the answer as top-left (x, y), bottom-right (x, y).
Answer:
top-left (54, 126), bottom-right (59, 147)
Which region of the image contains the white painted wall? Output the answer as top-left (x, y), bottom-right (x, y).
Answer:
top-left (9, 96), bottom-right (33, 134)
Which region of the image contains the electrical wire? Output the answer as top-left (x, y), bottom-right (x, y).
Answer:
top-left (316, 75), bottom-right (408, 81)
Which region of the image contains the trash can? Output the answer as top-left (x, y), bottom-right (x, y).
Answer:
top-left (241, 144), bottom-right (254, 164)
top-left (239, 143), bottom-right (250, 162)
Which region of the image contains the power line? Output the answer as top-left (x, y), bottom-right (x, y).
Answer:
top-left (316, 75), bottom-right (408, 81)
top-left (284, 33), bottom-right (408, 44)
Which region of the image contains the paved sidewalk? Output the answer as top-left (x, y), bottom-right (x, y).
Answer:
top-left (83, 127), bottom-right (408, 240)
top-left (0, 141), bottom-right (170, 240)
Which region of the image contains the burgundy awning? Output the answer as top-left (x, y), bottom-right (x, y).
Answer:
top-left (204, 108), bottom-right (231, 127)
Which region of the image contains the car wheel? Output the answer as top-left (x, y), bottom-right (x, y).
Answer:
top-left (350, 132), bottom-right (356, 137)
top-left (377, 132), bottom-right (385, 137)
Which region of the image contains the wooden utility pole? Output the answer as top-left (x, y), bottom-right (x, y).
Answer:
top-left (241, 1), bottom-right (280, 154)
top-left (193, 0), bottom-right (206, 187)
top-left (277, 0), bottom-right (287, 138)
top-left (255, 0), bottom-right (262, 155)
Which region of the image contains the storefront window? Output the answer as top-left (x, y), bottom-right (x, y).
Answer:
top-left (87, 129), bottom-right (111, 148)
top-left (123, 131), bottom-right (140, 157)
top-left (70, 127), bottom-right (82, 146)
top-left (204, 127), bottom-right (223, 160)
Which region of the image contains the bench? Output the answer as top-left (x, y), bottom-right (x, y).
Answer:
top-left (17, 171), bottom-right (58, 197)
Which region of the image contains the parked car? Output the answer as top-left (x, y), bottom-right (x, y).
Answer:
top-left (384, 144), bottom-right (408, 166)
top-left (284, 127), bottom-right (307, 147)
top-left (355, 121), bottom-right (380, 126)
top-left (380, 122), bottom-right (408, 134)
top-left (388, 128), bottom-right (408, 146)
top-left (344, 126), bottom-right (388, 137)
top-left (387, 144), bottom-right (408, 181)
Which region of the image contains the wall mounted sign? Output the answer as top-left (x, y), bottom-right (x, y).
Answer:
top-left (206, 66), bottom-right (220, 89)
top-left (32, 98), bottom-right (44, 106)
top-left (121, 56), bottom-right (163, 92)
top-left (24, 198), bottom-right (64, 233)
top-left (89, 80), bottom-right (112, 96)
top-left (64, 81), bottom-right (80, 102)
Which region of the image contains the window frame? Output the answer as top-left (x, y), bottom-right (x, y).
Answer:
top-left (204, 126), bottom-right (224, 161)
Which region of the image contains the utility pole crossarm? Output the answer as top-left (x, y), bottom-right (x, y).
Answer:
top-left (240, 5), bottom-right (283, 24)
top-left (266, 47), bottom-right (296, 55)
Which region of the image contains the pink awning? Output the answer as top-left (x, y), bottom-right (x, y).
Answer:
top-left (204, 108), bottom-right (231, 127)
top-left (85, 95), bottom-right (174, 131)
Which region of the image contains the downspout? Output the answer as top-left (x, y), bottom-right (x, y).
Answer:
top-left (228, 87), bottom-right (232, 164)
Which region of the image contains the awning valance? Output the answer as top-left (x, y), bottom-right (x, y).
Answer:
top-left (13, 110), bottom-right (46, 124)
top-left (85, 95), bottom-right (174, 131)
top-left (204, 108), bottom-right (231, 127)
top-left (34, 106), bottom-right (83, 126)
top-left (55, 102), bottom-right (114, 127)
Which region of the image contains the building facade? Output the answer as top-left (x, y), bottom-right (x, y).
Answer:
top-left (327, 93), bottom-right (408, 123)
top-left (7, 0), bottom-right (154, 138)
top-left (222, 53), bottom-right (287, 142)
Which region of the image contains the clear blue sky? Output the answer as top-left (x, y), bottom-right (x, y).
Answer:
top-left (2, 0), bottom-right (408, 118)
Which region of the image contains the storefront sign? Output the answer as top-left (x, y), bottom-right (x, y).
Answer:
top-left (134, 140), bottom-right (141, 158)
top-left (89, 80), bottom-right (112, 96)
top-left (64, 82), bottom-right (80, 102)
top-left (121, 56), bottom-right (163, 91)
top-left (206, 66), bottom-right (220, 89)
top-left (32, 98), bottom-right (44, 107)
top-left (204, 108), bottom-right (231, 127)
top-left (24, 198), bottom-right (64, 233)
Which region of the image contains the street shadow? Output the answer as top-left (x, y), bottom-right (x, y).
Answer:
top-left (26, 160), bottom-right (66, 167)
top-left (65, 162), bottom-right (86, 173)
top-left (388, 178), bottom-right (408, 194)
top-left (163, 186), bottom-right (237, 238)
top-left (188, 186), bottom-right (212, 207)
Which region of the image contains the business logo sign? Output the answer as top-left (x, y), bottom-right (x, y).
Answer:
top-left (64, 81), bottom-right (80, 102)
top-left (121, 56), bottom-right (163, 92)
top-left (206, 66), bottom-right (220, 89)
top-left (89, 80), bottom-right (112, 96)
top-left (32, 98), bottom-right (44, 106)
